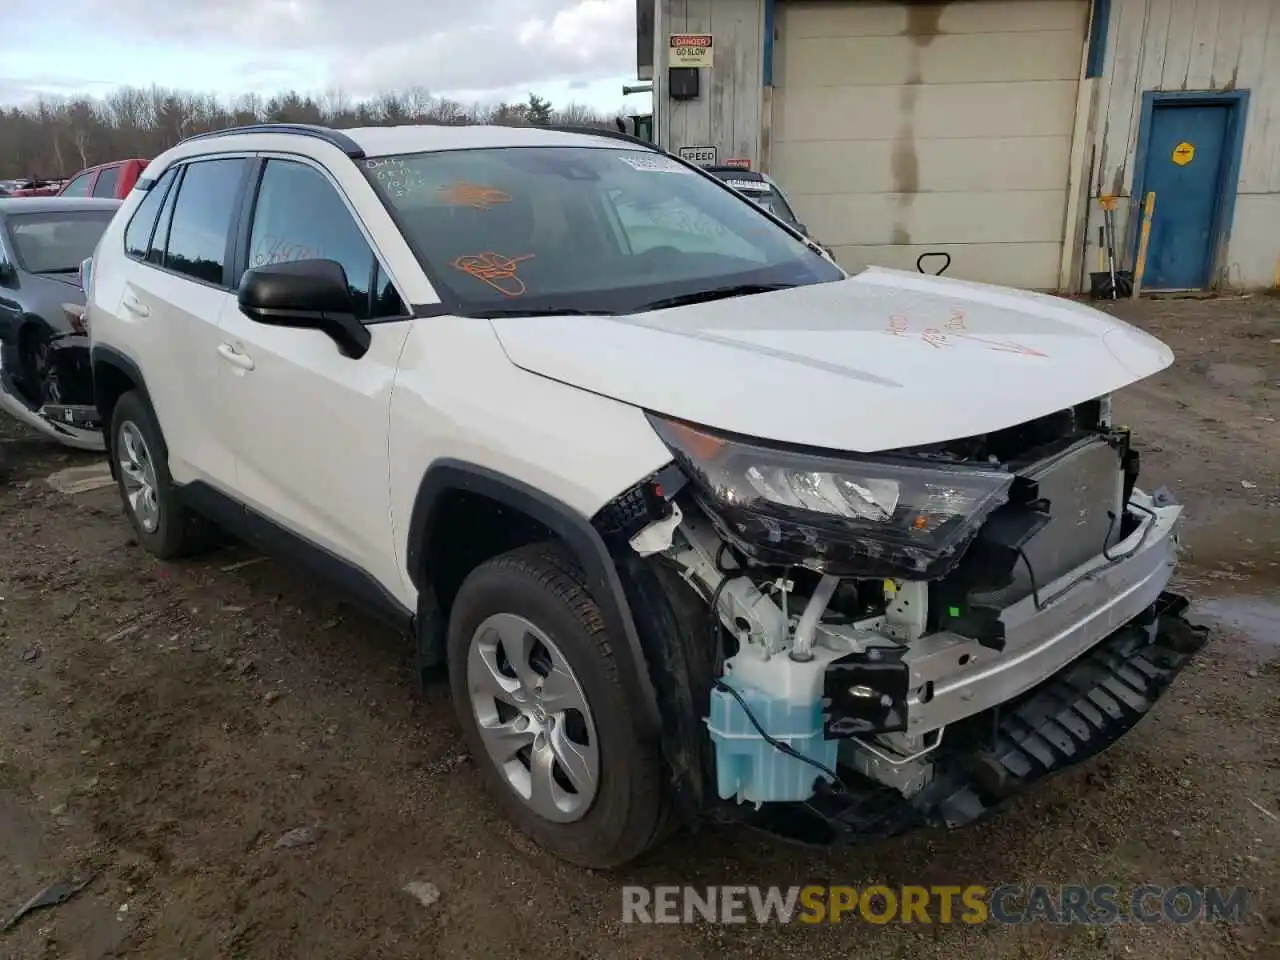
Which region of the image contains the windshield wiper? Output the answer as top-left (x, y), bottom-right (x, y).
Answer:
top-left (634, 282), bottom-right (797, 313)
top-left (466, 307), bottom-right (618, 318)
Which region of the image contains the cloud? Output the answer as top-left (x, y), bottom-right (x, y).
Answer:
top-left (3, 0), bottom-right (638, 99)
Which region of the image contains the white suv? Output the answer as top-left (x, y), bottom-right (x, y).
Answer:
top-left (87, 122), bottom-right (1206, 868)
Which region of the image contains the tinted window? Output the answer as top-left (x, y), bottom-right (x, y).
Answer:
top-left (60, 173), bottom-right (93, 197)
top-left (7, 211), bottom-right (115, 274)
top-left (364, 147), bottom-right (838, 315)
top-left (248, 159), bottom-right (403, 320)
top-left (93, 165), bottom-right (121, 198)
top-left (148, 167), bottom-right (182, 265)
top-left (124, 168), bottom-right (177, 260)
top-left (163, 158), bottom-right (247, 286)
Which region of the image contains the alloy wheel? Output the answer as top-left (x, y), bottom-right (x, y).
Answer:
top-left (117, 421), bottom-right (160, 533)
top-left (466, 612), bottom-right (600, 823)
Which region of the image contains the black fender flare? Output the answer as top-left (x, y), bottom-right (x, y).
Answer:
top-left (406, 460), bottom-right (661, 737)
top-left (90, 344), bottom-right (165, 468)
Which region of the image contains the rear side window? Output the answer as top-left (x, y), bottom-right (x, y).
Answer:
top-left (124, 168), bottom-right (178, 260)
top-left (93, 165), bottom-right (121, 198)
top-left (246, 158), bottom-right (404, 320)
top-left (163, 158), bottom-right (248, 286)
top-left (60, 173), bottom-right (93, 197)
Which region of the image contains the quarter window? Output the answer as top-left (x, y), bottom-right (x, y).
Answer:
top-left (124, 168), bottom-right (177, 261)
top-left (246, 159), bottom-right (403, 320)
top-left (163, 157), bottom-right (248, 286)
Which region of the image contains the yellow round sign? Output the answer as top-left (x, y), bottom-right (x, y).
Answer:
top-left (1172, 142), bottom-right (1195, 166)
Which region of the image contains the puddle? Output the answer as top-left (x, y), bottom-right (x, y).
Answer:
top-left (1194, 595), bottom-right (1280, 650)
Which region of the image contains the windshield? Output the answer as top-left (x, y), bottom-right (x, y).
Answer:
top-left (7, 210), bottom-right (114, 274)
top-left (364, 146), bottom-right (840, 315)
top-left (752, 189), bottom-right (798, 223)
top-left (712, 175), bottom-right (798, 223)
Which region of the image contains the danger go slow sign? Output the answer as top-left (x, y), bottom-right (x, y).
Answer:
top-left (669, 34), bottom-right (713, 68)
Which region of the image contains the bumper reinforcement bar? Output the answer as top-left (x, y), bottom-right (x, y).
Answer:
top-left (734, 592), bottom-right (1208, 846)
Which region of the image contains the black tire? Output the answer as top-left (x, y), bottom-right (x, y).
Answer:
top-left (19, 324), bottom-right (54, 405)
top-left (446, 542), bottom-right (666, 868)
top-left (110, 390), bottom-right (216, 559)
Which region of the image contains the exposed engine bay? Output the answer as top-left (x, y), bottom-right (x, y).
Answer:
top-left (598, 396), bottom-right (1203, 840)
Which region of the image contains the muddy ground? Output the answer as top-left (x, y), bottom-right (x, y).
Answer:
top-left (0, 296), bottom-right (1277, 960)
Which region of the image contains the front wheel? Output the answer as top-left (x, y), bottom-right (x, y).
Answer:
top-left (446, 543), bottom-right (666, 868)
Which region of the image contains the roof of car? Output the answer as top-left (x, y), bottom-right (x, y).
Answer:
top-left (168, 122), bottom-right (650, 163)
top-left (74, 158), bottom-right (149, 173)
top-left (703, 166), bottom-right (767, 181)
top-left (0, 196), bottom-right (123, 215)
top-left (349, 124), bottom-right (645, 157)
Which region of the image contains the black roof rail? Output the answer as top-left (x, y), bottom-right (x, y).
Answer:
top-left (544, 124), bottom-right (659, 150)
top-left (177, 123), bottom-right (365, 159)
top-left (487, 121), bottom-right (659, 151)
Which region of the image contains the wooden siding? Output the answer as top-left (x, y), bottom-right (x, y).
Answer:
top-left (1088, 0), bottom-right (1280, 288)
top-left (657, 0), bottom-right (765, 166)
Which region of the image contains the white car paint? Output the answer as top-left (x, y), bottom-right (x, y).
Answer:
top-left (87, 122), bottom-right (1172, 615)
top-left (491, 265), bottom-right (1173, 453)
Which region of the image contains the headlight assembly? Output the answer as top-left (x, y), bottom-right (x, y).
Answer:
top-left (647, 414), bottom-right (1015, 578)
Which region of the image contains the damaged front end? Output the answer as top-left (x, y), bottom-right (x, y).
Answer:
top-left (0, 302), bottom-right (103, 451)
top-left (593, 398), bottom-right (1208, 844)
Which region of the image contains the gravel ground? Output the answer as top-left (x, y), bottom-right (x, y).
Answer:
top-left (0, 295), bottom-right (1277, 959)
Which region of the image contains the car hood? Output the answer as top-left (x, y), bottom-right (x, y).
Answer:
top-left (488, 266), bottom-right (1173, 453)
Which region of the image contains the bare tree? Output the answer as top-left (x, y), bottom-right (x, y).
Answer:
top-left (0, 83), bottom-right (620, 179)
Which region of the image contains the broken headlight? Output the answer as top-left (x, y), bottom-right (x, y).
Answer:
top-left (647, 414), bottom-right (1015, 578)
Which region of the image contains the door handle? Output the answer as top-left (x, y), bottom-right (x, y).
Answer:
top-left (217, 342), bottom-right (255, 371)
top-left (121, 291), bottom-right (150, 317)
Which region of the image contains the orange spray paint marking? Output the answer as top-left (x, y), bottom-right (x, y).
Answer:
top-left (451, 252), bottom-right (535, 297)
top-left (883, 312), bottom-right (1046, 357)
top-left (438, 182), bottom-right (512, 209)
top-left (952, 332), bottom-right (1048, 357)
top-left (921, 327), bottom-right (947, 348)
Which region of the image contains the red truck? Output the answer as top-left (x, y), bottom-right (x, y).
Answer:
top-left (57, 158), bottom-right (150, 199)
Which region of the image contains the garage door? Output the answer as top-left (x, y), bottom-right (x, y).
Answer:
top-left (771, 0), bottom-right (1088, 290)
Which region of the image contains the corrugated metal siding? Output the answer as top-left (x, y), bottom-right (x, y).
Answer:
top-left (657, 0), bottom-right (765, 166)
top-left (1089, 0), bottom-right (1280, 289)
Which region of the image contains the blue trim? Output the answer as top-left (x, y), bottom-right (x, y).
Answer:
top-left (763, 0), bottom-right (775, 87)
top-left (1128, 90), bottom-right (1251, 287)
top-left (1085, 0), bottom-right (1110, 78)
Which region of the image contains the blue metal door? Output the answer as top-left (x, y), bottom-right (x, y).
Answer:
top-left (1140, 103), bottom-right (1229, 289)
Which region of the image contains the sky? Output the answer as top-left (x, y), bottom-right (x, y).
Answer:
top-left (0, 0), bottom-right (652, 117)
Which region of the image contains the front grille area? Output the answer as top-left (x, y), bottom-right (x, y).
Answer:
top-left (974, 437), bottom-right (1124, 608)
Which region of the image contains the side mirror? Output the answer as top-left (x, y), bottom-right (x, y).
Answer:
top-left (794, 223), bottom-right (809, 235)
top-left (0, 260), bottom-right (16, 286)
top-left (237, 258), bottom-right (371, 359)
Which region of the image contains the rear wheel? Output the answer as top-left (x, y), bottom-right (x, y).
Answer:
top-left (110, 390), bottom-right (216, 559)
top-left (446, 542), bottom-right (666, 868)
